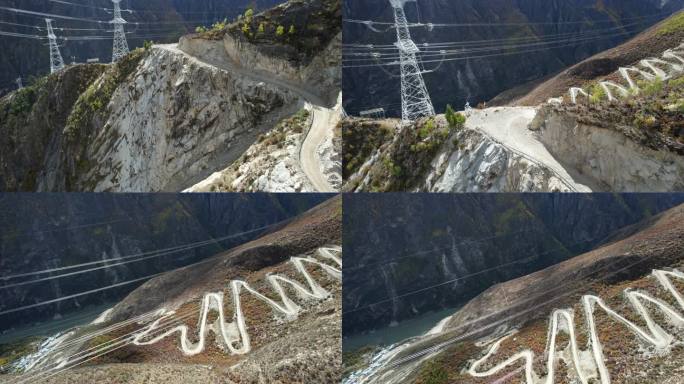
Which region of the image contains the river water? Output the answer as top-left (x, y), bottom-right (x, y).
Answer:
top-left (343, 306), bottom-right (460, 352)
top-left (0, 303), bottom-right (113, 345)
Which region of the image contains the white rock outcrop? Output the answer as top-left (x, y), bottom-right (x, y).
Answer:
top-left (68, 45), bottom-right (298, 192)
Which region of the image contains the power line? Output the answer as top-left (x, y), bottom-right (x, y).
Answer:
top-left (0, 6), bottom-right (238, 26)
top-left (0, 218), bottom-right (289, 281)
top-left (342, 11), bottom-right (671, 28)
top-left (343, 226), bottom-right (622, 316)
top-left (0, 222), bottom-right (284, 289)
top-left (0, 30), bottom-right (44, 39)
top-left (343, 29), bottom-right (636, 64)
top-left (342, 17), bottom-right (659, 52)
top-left (0, 273), bottom-right (161, 316)
top-left (342, 29), bottom-right (641, 69)
top-left (0, 6), bottom-right (106, 24)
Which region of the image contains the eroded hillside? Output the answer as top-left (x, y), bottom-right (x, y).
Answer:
top-left (0, 0), bottom-right (342, 192)
top-left (343, 12), bottom-right (684, 193)
top-left (348, 202), bottom-right (684, 384)
top-left (1, 197), bottom-right (343, 384)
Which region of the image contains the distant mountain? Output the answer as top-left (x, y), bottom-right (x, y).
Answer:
top-left (342, 0), bottom-right (684, 117)
top-left (342, 194), bottom-right (684, 335)
top-left (0, 0), bottom-right (282, 93)
top-left (0, 193), bottom-right (330, 332)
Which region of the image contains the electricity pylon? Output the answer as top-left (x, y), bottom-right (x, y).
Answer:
top-left (389, 0), bottom-right (434, 124)
top-left (110, 0), bottom-right (129, 62)
top-left (45, 19), bottom-right (65, 74)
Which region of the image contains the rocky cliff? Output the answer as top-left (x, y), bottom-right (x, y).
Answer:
top-left (0, 0), bottom-right (342, 192)
top-left (343, 14), bottom-right (684, 193)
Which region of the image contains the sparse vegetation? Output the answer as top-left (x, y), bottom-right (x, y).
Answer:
top-left (658, 11), bottom-right (684, 36)
top-left (415, 359), bottom-right (449, 384)
top-left (639, 77), bottom-right (664, 97)
top-left (589, 83), bottom-right (606, 103)
top-left (224, 0), bottom-right (340, 65)
top-left (445, 104), bottom-right (466, 129)
top-left (343, 346), bottom-right (377, 378)
top-left (65, 48), bottom-right (146, 141)
top-left (558, 72), bottom-right (684, 152)
top-left (342, 119), bottom-right (394, 182)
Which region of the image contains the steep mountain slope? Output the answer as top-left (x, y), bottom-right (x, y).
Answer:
top-left (0, 0), bottom-right (342, 192)
top-left (343, 0), bottom-right (684, 117)
top-left (499, 12), bottom-right (684, 106)
top-left (342, 194), bottom-right (684, 336)
top-left (343, 11), bottom-right (684, 193)
top-left (0, 0), bottom-right (282, 95)
top-left (0, 194), bottom-right (329, 334)
top-left (353, 202), bottom-right (684, 384)
top-left (1, 197), bottom-right (342, 384)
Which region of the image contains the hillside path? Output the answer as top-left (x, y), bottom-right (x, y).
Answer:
top-left (467, 107), bottom-right (592, 192)
top-left (156, 43), bottom-right (335, 192)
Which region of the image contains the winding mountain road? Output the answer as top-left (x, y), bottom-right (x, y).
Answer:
top-left (21, 246), bottom-right (341, 381)
top-left (469, 268), bottom-right (684, 384)
top-left (157, 43), bottom-right (336, 192)
top-left (133, 246), bottom-right (342, 355)
top-left (301, 103), bottom-right (336, 192)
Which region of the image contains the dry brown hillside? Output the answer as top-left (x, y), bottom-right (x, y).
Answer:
top-left (496, 11), bottom-right (684, 106)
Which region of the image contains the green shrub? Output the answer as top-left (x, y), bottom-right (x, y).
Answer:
top-left (658, 11), bottom-right (684, 35)
top-left (65, 48), bottom-right (145, 139)
top-left (289, 25), bottom-right (296, 35)
top-left (589, 83), bottom-right (606, 103)
top-left (244, 8), bottom-right (254, 21)
top-left (276, 25), bottom-right (285, 36)
top-left (445, 104), bottom-right (466, 129)
top-left (641, 78), bottom-right (664, 97)
top-left (258, 22), bottom-right (265, 34)
top-left (634, 112), bottom-right (657, 129)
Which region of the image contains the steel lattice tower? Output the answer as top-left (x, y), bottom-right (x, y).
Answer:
top-left (110, 0), bottom-right (129, 62)
top-left (45, 19), bottom-right (65, 74)
top-left (389, 0), bottom-right (434, 124)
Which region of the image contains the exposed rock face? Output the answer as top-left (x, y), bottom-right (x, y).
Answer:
top-left (0, 46), bottom-right (300, 192)
top-left (185, 108), bottom-right (317, 192)
top-left (342, 194), bottom-right (684, 335)
top-left (344, 103), bottom-right (683, 192)
top-left (0, 0), bottom-right (342, 192)
top-left (423, 129), bottom-right (571, 193)
top-left (344, 109), bottom-right (585, 193)
top-left (0, 65), bottom-right (105, 191)
top-left (179, 29), bottom-right (343, 193)
top-left (532, 105), bottom-right (684, 191)
top-left (66, 45), bottom-right (298, 192)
